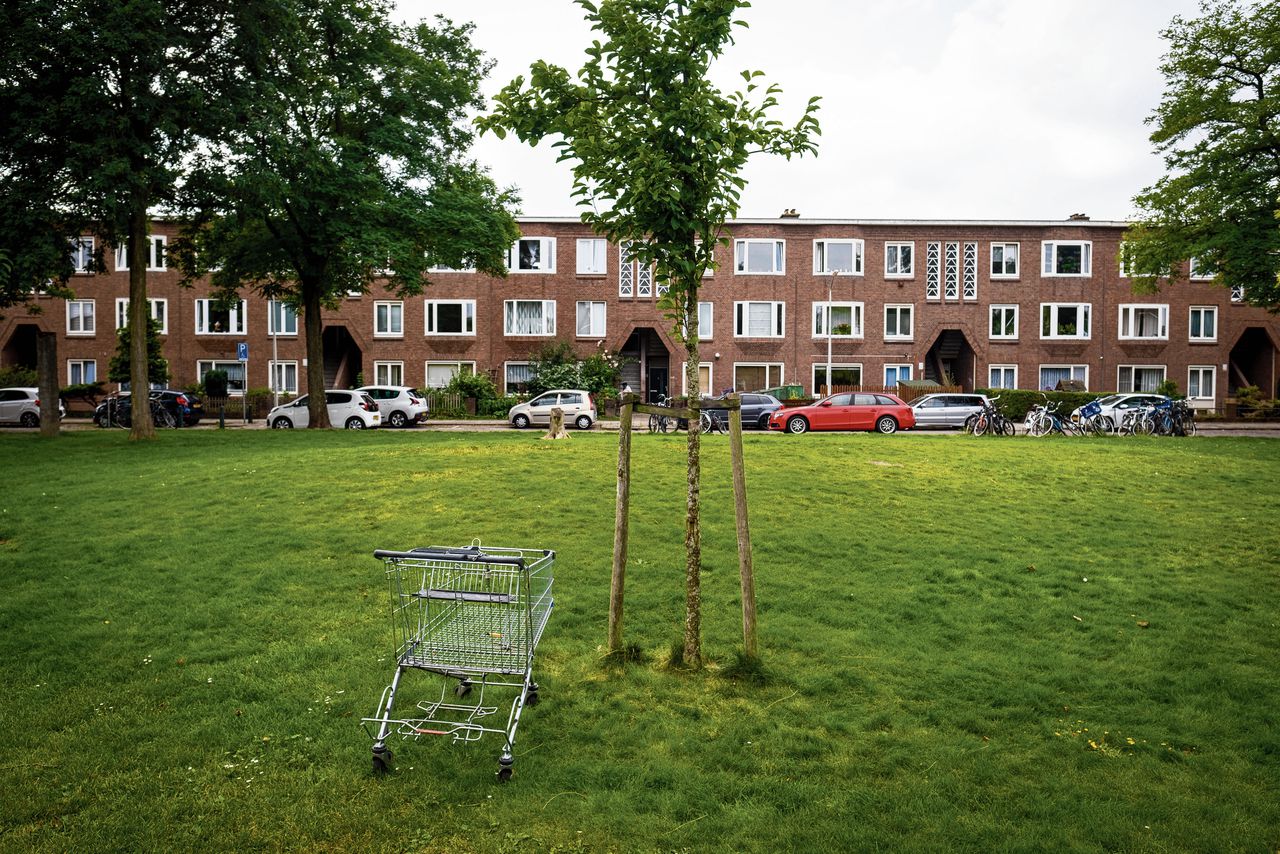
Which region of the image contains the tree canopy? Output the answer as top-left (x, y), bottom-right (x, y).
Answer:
top-left (1126, 0), bottom-right (1280, 308)
top-left (480, 0), bottom-right (820, 666)
top-left (177, 0), bottom-right (519, 427)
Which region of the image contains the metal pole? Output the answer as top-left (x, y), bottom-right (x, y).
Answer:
top-left (825, 270), bottom-right (838, 397)
top-left (271, 301), bottom-right (280, 410)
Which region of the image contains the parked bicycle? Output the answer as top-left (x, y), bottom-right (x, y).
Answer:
top-left (965, 395), bottom-right (1016, 436)
top-left (1027, 397), bottom-right (1082, 437)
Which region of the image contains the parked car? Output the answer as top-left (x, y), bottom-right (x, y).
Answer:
top-left (508, 389), bottom-right (597, 430)
top-left (267, 391), bottom-right (381, 429)
top-left (767, 392), bottom-right (915, 434)
top-left (94, 389), bottom-right (204, 428)
top-left (1069, 393), bottom-right (1170, 427)
top-left (702, 392), bottom-right (783, 430)
top-left (910, 393), bottom-right (990, 429)
top-left (356, 385), bottom-right (429, 428)
top-left (0, 387), bottom-right (65, 427)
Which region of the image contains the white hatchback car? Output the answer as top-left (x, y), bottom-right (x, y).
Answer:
top-left (508, 389), bottom-right (597, 430)
top-left (355, 385), bottom-right (429, 428)
top-left (267, 390), bottom-right (381, 429)
top-left (0, 387), bottom-right (65, 427)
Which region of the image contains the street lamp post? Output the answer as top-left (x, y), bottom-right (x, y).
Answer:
top-left (825, 269), bottom-right (843, 397)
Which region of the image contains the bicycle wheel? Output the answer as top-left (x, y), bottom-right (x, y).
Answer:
top-left (658, 416), bottom-right (672, 434)
top-left (971, 414), bottom-right (989, 437)
top-left (1182, 415), bottom-right (1197, 437)
top-left (154, 407), bottom-right (177, 429)
top-left (1134, 415), bottom-right (1155, 436)
top-left (999, 416), bottom-right (1017, 436)
top-left (699, 412), bottom-right (713, 434)
top-left (1030, 415), bottom-right (1051, 437)
top-left (648, 414), bottom-right (660, 434)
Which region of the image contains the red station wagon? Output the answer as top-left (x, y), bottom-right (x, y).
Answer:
top-left (767, 392), bottom-right (916, 434)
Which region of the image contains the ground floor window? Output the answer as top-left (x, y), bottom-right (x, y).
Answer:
top-left (269, 360), bottom-right (298, 394)
top-left (1118, 365), bottom-right (1165, 393)
top-left (1188, 366), bottom-right (1215, 401)
top-left (884, 364), bottom-right (912, 387)
top-left (811, 363), bottom-right (862, 395)
top-left (988, 365), bottom-right (1018, 389)
top-left (682, 363), bottom-right (714, 396)
top-left (197, 360), bottom-right (246, 395)
top-left (68, 359), bottom-right (96, 385)
top-left (733, 363), bottom-right (783, 392)
top-left (505, 362), bottom-right (533, 395)
top-left (425, 361), bottom-right (475, 389)
top-left (1039, 364), bottom-right (1087, 390)
top-left (373, 361), bottom-right (404, 386)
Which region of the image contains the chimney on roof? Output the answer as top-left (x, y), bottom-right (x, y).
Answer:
top-left (780, 208), bottom-right (800, 218)
top-left (1067, 213), bottom-right (1090, 221)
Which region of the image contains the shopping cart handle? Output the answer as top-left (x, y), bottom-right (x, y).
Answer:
top-left (418, 589), bottom-right (514, 604)
top-left (373, 548), bottom-right (526, 566)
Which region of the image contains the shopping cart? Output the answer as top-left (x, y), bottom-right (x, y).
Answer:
top-left (362, 543), bottom-right (554, 781)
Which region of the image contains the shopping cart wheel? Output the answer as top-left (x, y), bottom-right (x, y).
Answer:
top-left (371, 748), bottom-right (394, 774)
top-left (497, 753), bottom-right (514, 782)
top-left (455, 679), bottom-right (472, 698)
top-left (524, 684), bottom-right (540, 706)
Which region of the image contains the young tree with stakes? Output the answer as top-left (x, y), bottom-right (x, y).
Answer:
top-left (480, 0), bottom-right (820, 667)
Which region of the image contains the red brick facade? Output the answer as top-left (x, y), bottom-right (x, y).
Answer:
top-left (4, 216), bottom-right (1278, 409)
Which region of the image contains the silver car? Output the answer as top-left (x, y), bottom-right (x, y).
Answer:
top-left (508, 389), bottom-right (597, 430)
top-left (0, 387), bottom-right (65, 427)
top-left (910, 393), bottom-right (990, 429)
top-left (268, 390), bottom-right (381, 429)
top-left (355, 385), bottom-right (429, 428)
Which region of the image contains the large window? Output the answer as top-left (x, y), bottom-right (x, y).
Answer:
top-left (813, 302), bottom-right (864, 338)
top-left (989, 305), bottom-right (1018, 340)
top-left (884, 364), bottom-right (912, 386)
top-left (1118, 365), bottom-right (1166, 393)
top-left (374, 301), bottom-right (403, 337)
top-left (425, 300), bottom-right (476, 336)
top-left (508, 237), bottom-right (556, 272)
top-left (734, 239), bottom-right (785, 274)
top-left (67, 300), bottom-right (95, 335)
top-left (268, 300), bottom-right (298, 335)
top-left (1189, 306), bottom-right (1217, 342)
top-left (374, 361), bottom-right (404, 386)
top-left (576, 238), bottom-right (607, 275)
top-left (813, 239), bottom-right (863, 275)
top-left (884, 305), bottom-right (913, 341)
top-left (115, 298), bottom-right (167, 334)
top-left (1039, 365), bottom-right (1087, 390)
top-left (733, 363), bottom-right (783, 392)
top-left (198, 360), bottom-right (246, 395)
top-left (734, 301), bottom-right (786, 338)
top-left (991, 243), bottom-right (1019, 278)
top-left (504, 300), bottom-right (556, 336)
top-left (269, 361), bottom-right (298, 394)
top-left (425, 361), bottom-right (475, 389)
top-left (68, 359), bottom-right (96, 385)
top-left (1118, 305), bottom-right (1169, 340)
top-left (885, 242), bottom-right (914, 277)
top-left (1040, 303), bottom-right (1091, 339)
top-left (576, 301), bottom-right (606, 337)
top-left (812, 363), bottom-right (861, 395)
top-left (988, 365), bottom-right (1018, 389)
top-left (70, 237), bottom-right (94, 273)
top-left (114, 235), bottom-right (167, 271)
top-left (195, 299), bottom-right (246, 335)
top-left (1041, 241), bottom-right (1092, 276)
top-left (1188, 366), bottom-right (1215, 402)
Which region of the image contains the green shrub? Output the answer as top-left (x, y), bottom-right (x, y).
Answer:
top-left (478, 396), bottom-right (520, 418)
top-left (444, 371), bottom-right (499, 400)
top-left (0, 366), bottom-right (38, 387)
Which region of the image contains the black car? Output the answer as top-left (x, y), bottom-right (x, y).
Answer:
top-left (701, 392), bottom-right (783, 430)
top-left (94, 389), bottom-right (204, 427)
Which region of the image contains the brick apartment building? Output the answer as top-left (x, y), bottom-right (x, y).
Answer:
top-left (2, 214), bottom-right (1278, 410)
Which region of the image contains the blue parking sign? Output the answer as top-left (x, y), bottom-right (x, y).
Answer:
top-left (237, 342), bottom-right (249, 361)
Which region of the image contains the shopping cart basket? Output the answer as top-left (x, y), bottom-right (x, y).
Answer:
top-left (362, 543), bottom-right (554, 781)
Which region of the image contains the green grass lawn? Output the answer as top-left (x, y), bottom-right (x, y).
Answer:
top-left (1, 429), bottom-right (1277, 852)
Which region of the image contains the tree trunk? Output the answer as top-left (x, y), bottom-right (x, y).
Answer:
top-left (128, 203), bottom-right (155, 440)
top-left (37, 332), bottom-right (59, 437)
top-left (301, 280), bottom-right (330, 428)
top-left (683, 287), bottom-right (702, 668)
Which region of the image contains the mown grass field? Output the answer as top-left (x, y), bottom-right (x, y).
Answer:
top-left (0, 429), bottom-right (1277, 852)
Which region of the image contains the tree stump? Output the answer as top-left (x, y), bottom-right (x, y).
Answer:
top-left (542, 406), bottom-right (570, 440)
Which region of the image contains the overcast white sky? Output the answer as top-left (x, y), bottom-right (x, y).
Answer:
top-left (395, 0), bottom-right (1199, 221)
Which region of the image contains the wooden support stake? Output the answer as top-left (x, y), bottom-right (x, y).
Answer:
top-left (37, 332), bottom-right (59, 438)
top-left (728, 394), bottom-right (758, 659)
top-left (608, 393), bottom-right (636, 654)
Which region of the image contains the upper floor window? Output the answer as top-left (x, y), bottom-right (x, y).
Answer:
top-left (1041, 241), bottom-right (1091, 276)
top-left (425, 300), bottom-right (475, 336)
top-left (813, 239), bottom-right (863, 275)
top-left (1189, 257), bottom-right (1214, 280)
top-left (813, 302), bottom-right (864, 338)
top-left (1189, 306), bottom-right (1217, 342)
top-left (195, 298), bottom-right (246, 335)
top-left (504, 299), bottom-right (556, 336)
top-left (989, 305), bottom-right (1018, 340)
top-left (115, 298), bottom-right (168, 334)
top-left (70, 237), bottom-right (94, 273)
top-left (576, 300), bottom-right (606, 337)
top-left (734, 239), bottom-right (785, 275)
top-left (507, 237), bottom-right (556, 272)
top-left (115, 235), bottom-right (167, 272)
top-left (697, 302), bottom-right (713, 340)
top-left (374, 301), bottom-right (403, 337)
top-left (884, 242), bottom-right (914, 277)
top-left (734, 301), bottom-right (785, 337)
top-left (67, 300), bottom-right (95, 335)
top-left (991, 243), bottom-right (1019, 278)
top-left (1040, 303), bottom-right (1091, 339)
top-left (1118, 304), bottom-right (1169, 340)
top-left (576, 238), bottom-right (608, 275)
top-left (884, 304), bottom-right (913, 340)
top-left (268, 300), bottom-right (298, 336)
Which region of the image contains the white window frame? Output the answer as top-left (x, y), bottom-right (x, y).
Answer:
top-left (504, 361), bottom-right (534, 395)
top-left (734, 239), bottom-right (786, 275)
top-left (1188, 306), bottom-right (1217, 343)
top-left (195, 299), bottom-right (246, 335)
top-left (1117, 365), bottom-right (1167, 394)
top-left (70, 237), bottom-right (94, 273)
top-left (698, 302), bottom-right (713, 341)
top-left (576, 300), bottom-right (607, 338)
top-left (732, 363), bottom-right (784, 392)
top-left (884, 304), bottom-right (914, 341)
top-left (374, 301), bottom-right (404, 338)
top-left (1189, 257), bottom-right (1214, 280)
top-left (115, 298), bottom-right (168, 334)
top-left (884, 364), bottom-right (913, 386)
top-left (1187, 366), bottom-right (1216, 403)
top-left (576, 238), bottom-right (608, 275)
top-left (733, 301), bottom-right (786, 338)
top-left (681, 363), bottom-right (715, 397)
top-left (1119, 241), bottom-right (1135, 278)
top-left (1041, 240), bottom-right (1092, 277)
top-left (1040, 303), bottom-right (1091, 340)
top-left (268, 300), bottom-right (298, 336)
top-left (988, 365), bottom-right (1018, 389)
top-left (114, 235), bottom-right (167, 271)
top-left (67, 300), bottom-right (95, 335)
top-left (812, 301), bottom-right (864, 339)
top-left (425, 360), bottom-right (475, 389)
top-left (812, 239), bottom-right (864, 275)
top-left (811, 363), bottom-right (862, 396)
top-left (508, 237), bottom-right (556, 272)
top-left (1038, 364), bottom-right (1088, 391)
top-left (268, 360), bottom-right (299, 394)
top-left (504, 300), bottom-right (557, 337)
top-left (67, 359), bottom-right (96, 385)
top-left (1118, 304), bottom-right (1169, 341)
top-left (884, 242), bottom-right (915, 278)
top-left (374, 361), bottom-right (405, 386)
top-left (197, 360), bottom-right (247, 395)
top-left (424, 299), bottom-right (476, 336)
top-left (989, 305), bottom-right (1018, 340)
top-left (990, 242), bottom-right (1019, 278)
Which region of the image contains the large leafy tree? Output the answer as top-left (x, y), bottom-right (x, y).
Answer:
top-left (0, 0), bottom-right (242, 439)
top-left (1126, 0), bottom-right (1280, 307)
top-left (177, 0), bottom-right (519, 428)
top-left (481, 0), bottom-right (820, 666)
